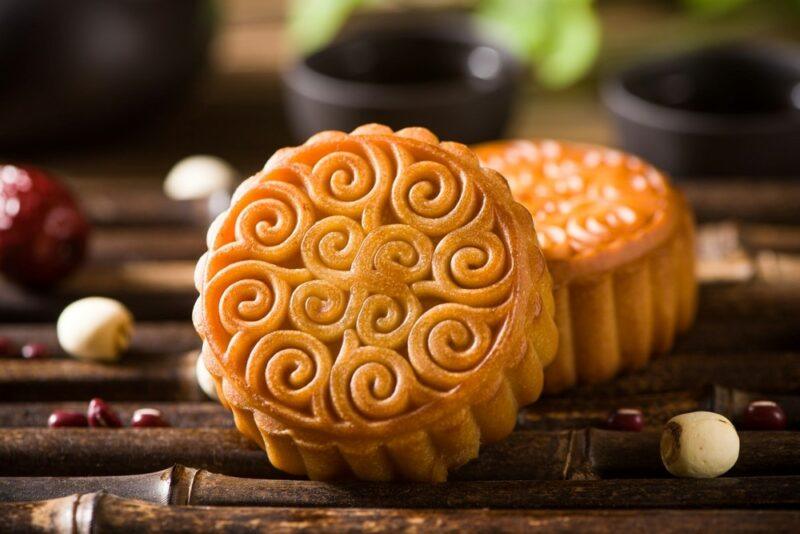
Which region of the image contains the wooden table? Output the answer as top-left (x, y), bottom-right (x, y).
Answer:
top-left (3, 2), bottom-right (800, 532)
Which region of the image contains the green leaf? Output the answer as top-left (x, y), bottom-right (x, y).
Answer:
top-left (537, 0), bottom-right (601, 88)
top-left (288, 0), bottom-right (368, 53)
top-left (477, 0), bottom-right (551, 60)
top-left (476, 0), bottom-right (601, 88)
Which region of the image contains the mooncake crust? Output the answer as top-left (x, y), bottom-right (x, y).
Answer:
top-left (474, 139), bottom-right (697, 394)
top-left (194, 125), bottom-right (557, 481)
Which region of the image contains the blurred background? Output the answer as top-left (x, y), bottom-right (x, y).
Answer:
top-left (0, 0), bottom-right (798, 180)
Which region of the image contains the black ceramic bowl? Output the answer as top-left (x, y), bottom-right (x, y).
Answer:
top-left (602, 43), bottom-right (800, 177)
top-left (282, 15), bottom-right (521, 144)
top-left (0, 0), bottom-right (214, 151)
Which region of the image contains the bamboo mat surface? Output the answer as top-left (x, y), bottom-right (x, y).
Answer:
top-left (3, 1), bottom-right (800, 532)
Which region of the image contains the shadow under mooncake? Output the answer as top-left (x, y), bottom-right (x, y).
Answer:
top-left (193, 124), bottom-right (558, 481)
top-left (474, 139), bottom-right (697, 394)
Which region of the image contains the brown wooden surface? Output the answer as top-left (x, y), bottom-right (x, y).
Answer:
top-left (0, 385), bottom-right (794, 433)
top-left (5, 492), bottom-right (800, 534)
top-left (1, 427), bottom-right (798, 483)
top-left (2, 1), bottom-right (799, 532)
top-left (6, 349), bottom-right (800, 402)
top-left (3, 467), bottom-right (800, 509)
top-left (3, 384), bottom-right (797, 430)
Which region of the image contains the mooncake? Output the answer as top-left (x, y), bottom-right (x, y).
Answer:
top-left (193, 125), bottom-right (557, 481)
top-left (474, 140), bottom-right (696, 394)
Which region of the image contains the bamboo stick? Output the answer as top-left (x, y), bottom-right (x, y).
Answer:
top-left (2, 385), bottom-right (795, 431)
top-left (568, 351), bottom-right (800, 398)
top-left (0, 401), bottom-right (231, 429)
top-left (3, 308), bottom-right (797, 361)
top-left (3, 349), bottom-right (798, 402)
top-left (0, 428), bottom-right (796, 480)
top-left (71, 177), bottom-right (199, 228)
top-left (0, 322), bottom-right (199, 357)
top-left (675, 318), bottom-right (800, 353)
top-left (5, 491), bottom-right (799, 533)
top-left (0, 276), bottom-right (196, 322)
top-left (90, 227), bottom-right (205, 264)
top-left (519, 385), bottom-right (800, 430)
top-left (0, 317), bottom-right (800, 404)
top-left (0, 351), bottom-right (203, 402)
top-left (21, 312), bottom-right (782, 355)
top-left (2, 468), bottom-right (799, 509)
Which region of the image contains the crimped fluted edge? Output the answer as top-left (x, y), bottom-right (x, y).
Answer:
top-left (543, 201), bottom-right (697, 394)
top-left (201, 325), bottom-right (552, 481)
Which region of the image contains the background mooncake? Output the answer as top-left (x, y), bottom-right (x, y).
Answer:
top-left (474, 139), bottom-right (697, 394)
top-left (194, 124), bottom-right (558, 481)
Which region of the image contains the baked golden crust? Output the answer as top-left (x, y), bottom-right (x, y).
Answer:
top-left (194, 125), bottom-right (557, 481)
top-left (474, 139), bottom-right (697, 393)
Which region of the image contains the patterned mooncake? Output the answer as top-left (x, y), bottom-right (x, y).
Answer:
top-left (474, 139), bottom-right (697, 394)
top-left (194, 125), bottom-right (558, 481)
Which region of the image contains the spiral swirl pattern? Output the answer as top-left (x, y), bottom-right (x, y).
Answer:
top-left (246, 331), bottom-right (332, 417)
top-left (196, 125), bottom-right (545, 441)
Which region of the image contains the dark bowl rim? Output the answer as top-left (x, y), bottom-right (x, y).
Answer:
top-left (601, 42), bottom-right (800, 136)
top-left (281, 24), bottom-right (522, 109)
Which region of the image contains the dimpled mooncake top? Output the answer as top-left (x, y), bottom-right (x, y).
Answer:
top-left (474, 139), bottom-right (682, 280)
top-left (193, 124), bottom-right (557, 481)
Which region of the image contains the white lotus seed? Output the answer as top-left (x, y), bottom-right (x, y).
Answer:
top-left (661, 411), bottom-right (739, 478)
top-left (164, 155), bottom-right (237, 201)
top-left (196, 353), bottom-right (219, 401)
top-left (57, 297), bottom-right (134, 362)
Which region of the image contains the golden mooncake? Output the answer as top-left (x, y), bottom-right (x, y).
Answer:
top-left (193, 125), bottom-right (558, 481)
top-left (474, 139), bottom-right (697, 394)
